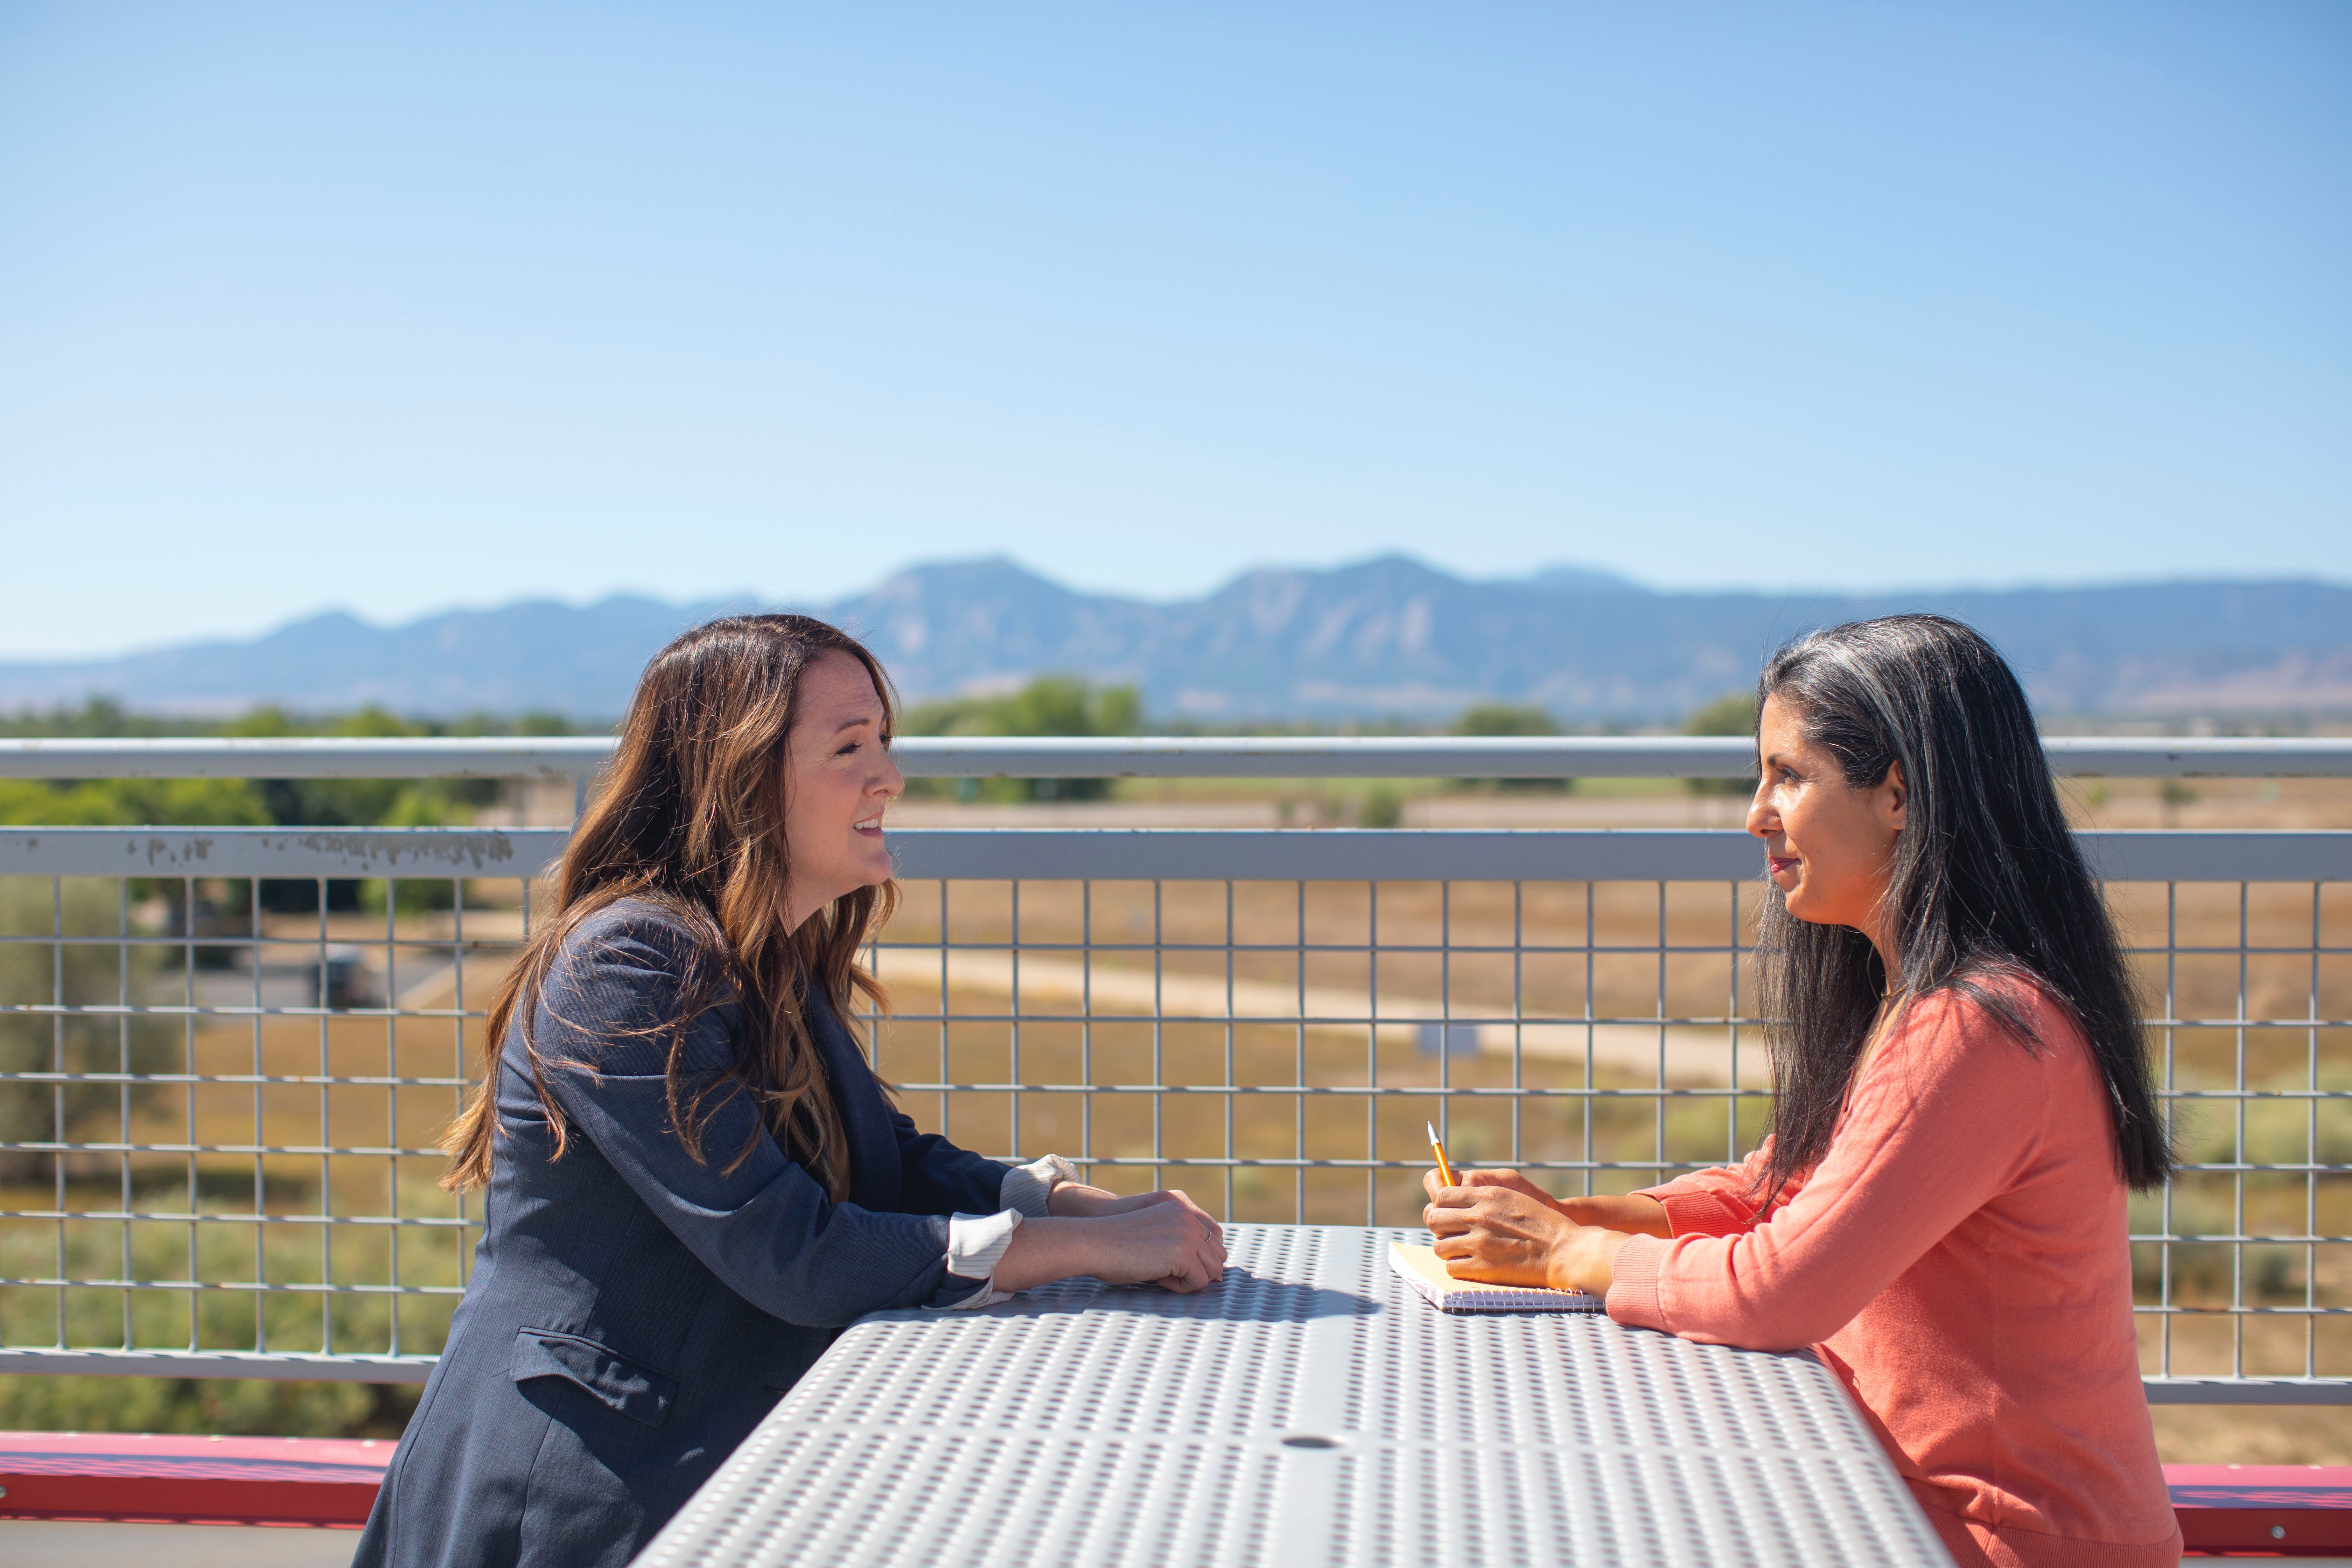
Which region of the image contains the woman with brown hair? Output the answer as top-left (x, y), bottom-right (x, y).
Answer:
top-left (354, 614), bottom-right (1224, 1568)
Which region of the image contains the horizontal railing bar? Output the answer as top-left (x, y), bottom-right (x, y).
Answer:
top-left (0, 934), bottom-right (497, 946)
top-left (873, 1013), bottom-right (2352, 1032)
top-left (2143, 1379), bottom-right (2352, 1405)
top-left (1055, 1156), bottom-right (1767, 1171)
top-left (873, 941), bottom-right (2352, 960)
top-left (28, 1009), bottom-right (1740, 1027)
top-left (0, 1345), bottom-right (2326, 1398)
top-left (0, 1210), bottom-right (474, 1226)
top-left (2133, 1306), bottom-right (2352, 1317)
top-left (0, 1348), bottom-right (441, 1383)
top-left (7, 1003), bottom-right (2349, 1030)
top-left (0, 1072), bottom-right (472, 1087)
top-left (889, 1083), bottom-right (1773, 1099)
top-left (0, 1141), bottom-right (449, 1156)
top-left (5, 826), bottom-right (2351, 881)
top-left (887, 830), bottom-right (2352, 882)
top-left (0, 1277), bottom-right (464, 1295)
top-left (2131, 1233), bottom-right (2352, 1243)
top-left (7, 1002), bottom-right (2350, 1030)
top-left (887, 735), bottom-right (2352, 780)
top-left (3, 1014), bottom-right (2345, 1040)
top-left (9, 1072), bottom-right (2343, 1099)
top-left (2164, 1160), bottom-right (2352, 1171)
top-left (10, 942), bottom-right (2352, 973)
top-left (7, 735), bottom-right (2352, 780)
top-left (10, 926), bottom-right (2351, 960)
top-left (0, 736), bottom-right (617, 780)
top-left (0, 1008), bottom-right (486, 1023)
top-left (0, 826), bottom-right (568, 877)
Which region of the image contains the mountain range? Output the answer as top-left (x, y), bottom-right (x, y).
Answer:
top-left (5, 556), bottom-right (2349, 722)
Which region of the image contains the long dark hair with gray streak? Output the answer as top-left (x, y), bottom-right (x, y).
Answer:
top-left (1752, 614), bottom-right (2172, 1198)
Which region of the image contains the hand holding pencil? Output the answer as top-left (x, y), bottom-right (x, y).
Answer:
top-left (1420, 1133), bottom-right (1652, 1296)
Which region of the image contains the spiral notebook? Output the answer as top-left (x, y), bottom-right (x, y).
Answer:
top-left (1388, 1240), bottom-right (1606, 1314)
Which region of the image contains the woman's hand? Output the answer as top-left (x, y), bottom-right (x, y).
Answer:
top-left (1435, 1166), bottom-right (1558, 1207)
top-left (1048, 1183), bottom-right (1211, 1221)
top-left (1422, 1168), bottom-right (1636, 1296)
top-left (992, 1193), bottom-right (1226, 1294)
top-left (1083, 1196), bottom-right (1227, 1291)
top-left (1426, 1167), bottom-right (1672, 1238)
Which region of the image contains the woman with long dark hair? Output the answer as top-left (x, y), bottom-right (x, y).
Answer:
top-left (1425, 616), bottom-right (2180, 1566)
top-left (355, 614), bottom-right (1223, 1568)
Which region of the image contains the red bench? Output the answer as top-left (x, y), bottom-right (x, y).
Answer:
top-left (0, 1430), bottom-right (389, 1528)
top-left (2, 1433), bottom-right (2347, 1554)
top-left (2171, 1465), bottom-right (2352, 1558)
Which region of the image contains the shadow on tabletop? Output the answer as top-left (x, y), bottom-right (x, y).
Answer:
top-left (924, 1267), bottom-right (1381, 1323)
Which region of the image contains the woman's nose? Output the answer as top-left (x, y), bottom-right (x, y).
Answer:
top-left (1745, 783), bottom-right (1774, 839)
top-left (876, 752), bottom-right (906, 798)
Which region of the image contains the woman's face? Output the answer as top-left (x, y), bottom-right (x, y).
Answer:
top-left (1746, 695), bottom-right (1906, 952)
top-left (780, 650), bottom-right (904, 932)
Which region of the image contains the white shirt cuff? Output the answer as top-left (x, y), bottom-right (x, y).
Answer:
top-left (999, 1152), bottom-right (1078, 1218)
top-left (927, 1209), bottom-right (1024, 1312)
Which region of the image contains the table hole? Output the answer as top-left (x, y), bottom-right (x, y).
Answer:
top-left (1281, 1434), bottom-right (1340, 1449)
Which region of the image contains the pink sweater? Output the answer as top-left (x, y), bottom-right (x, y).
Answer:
top-left (1606, 983), bottom-right (2181, 1567)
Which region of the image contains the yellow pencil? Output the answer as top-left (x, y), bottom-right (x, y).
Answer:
top-left (1426, 1120), bottom-right (1457, 1188)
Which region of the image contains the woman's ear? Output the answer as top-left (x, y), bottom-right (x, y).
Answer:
top-left (1881, 760), bottom-right (1907, 834)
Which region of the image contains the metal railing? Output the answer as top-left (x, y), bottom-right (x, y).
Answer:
top-left (7, 733), bottom-right (2352, 780)
top-left (1, 737), bottom-right (2347, 1404)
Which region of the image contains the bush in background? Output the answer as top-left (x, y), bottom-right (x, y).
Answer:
top-left (1682, 690), bottom-right (1760, 798)
top-left (900, 675), bottom-right (1142, 802)
top-left (1447, 703), bottom-right (1569, 793)
top-left (0, 1373), bottom-right (417, 1439)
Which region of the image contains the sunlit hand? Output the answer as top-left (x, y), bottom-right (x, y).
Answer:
top-left (996, 1199), bottom-right (1227, 1292)
top-left (1049, 1183), bottom-right (1213, 1223)
top-left (1423, 1174), bottom-right (1631, 1295)
top-left (1427, 1166), bottom-right (1558, 1207)
top-left (999, 1186), bottom-right (1226, 1295)
top-left (1421, 1167), bottom-right (1671, 1239)
top-left (1089, 1198), bottom-right (1227, 1292)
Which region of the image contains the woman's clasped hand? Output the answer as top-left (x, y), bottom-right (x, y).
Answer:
top-left (996, 1184), bottom-right (1227, 1293)
top-left (1421, 1169), bottom-right (1669, 1295)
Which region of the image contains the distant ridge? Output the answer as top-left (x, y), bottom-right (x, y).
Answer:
top-left (3, 556), bottom-right (2348, 721)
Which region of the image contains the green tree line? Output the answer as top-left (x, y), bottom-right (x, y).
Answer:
top-left (0, 698), bottom-right (575, 830)
top-left (899, 675), bottom-right (1143, 802)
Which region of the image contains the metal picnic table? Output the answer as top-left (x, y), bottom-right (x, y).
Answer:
top-left (629, 1224), bottom-right (1950, 1567)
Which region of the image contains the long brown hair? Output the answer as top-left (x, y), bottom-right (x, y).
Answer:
top-left (440, 614), bottom-right (899, 1199)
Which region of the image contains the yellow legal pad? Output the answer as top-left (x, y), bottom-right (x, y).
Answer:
top-left (1388, 1240), bottom-right (1607, 1314)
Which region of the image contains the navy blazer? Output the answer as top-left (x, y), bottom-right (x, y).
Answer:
top-left (353, 898), bottom-right (1013, 1568)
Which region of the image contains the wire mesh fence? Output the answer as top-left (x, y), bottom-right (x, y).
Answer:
top-left (1, 825), bottom-right (2346, 1400)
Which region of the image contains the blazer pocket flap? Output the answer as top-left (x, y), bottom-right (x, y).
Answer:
top-left (510, 1328), bottom-right (678, 1427)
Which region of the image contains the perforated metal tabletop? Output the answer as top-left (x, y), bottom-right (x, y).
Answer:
top-left (631, 1225), bottom-right (1949, 1567)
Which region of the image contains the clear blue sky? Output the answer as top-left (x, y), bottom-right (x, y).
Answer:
top-left (2, 2), bottom-right (2345, 658)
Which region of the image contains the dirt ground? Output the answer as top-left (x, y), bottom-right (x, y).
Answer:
top-left (2150, 1405), bottom-right (2352, 1465)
